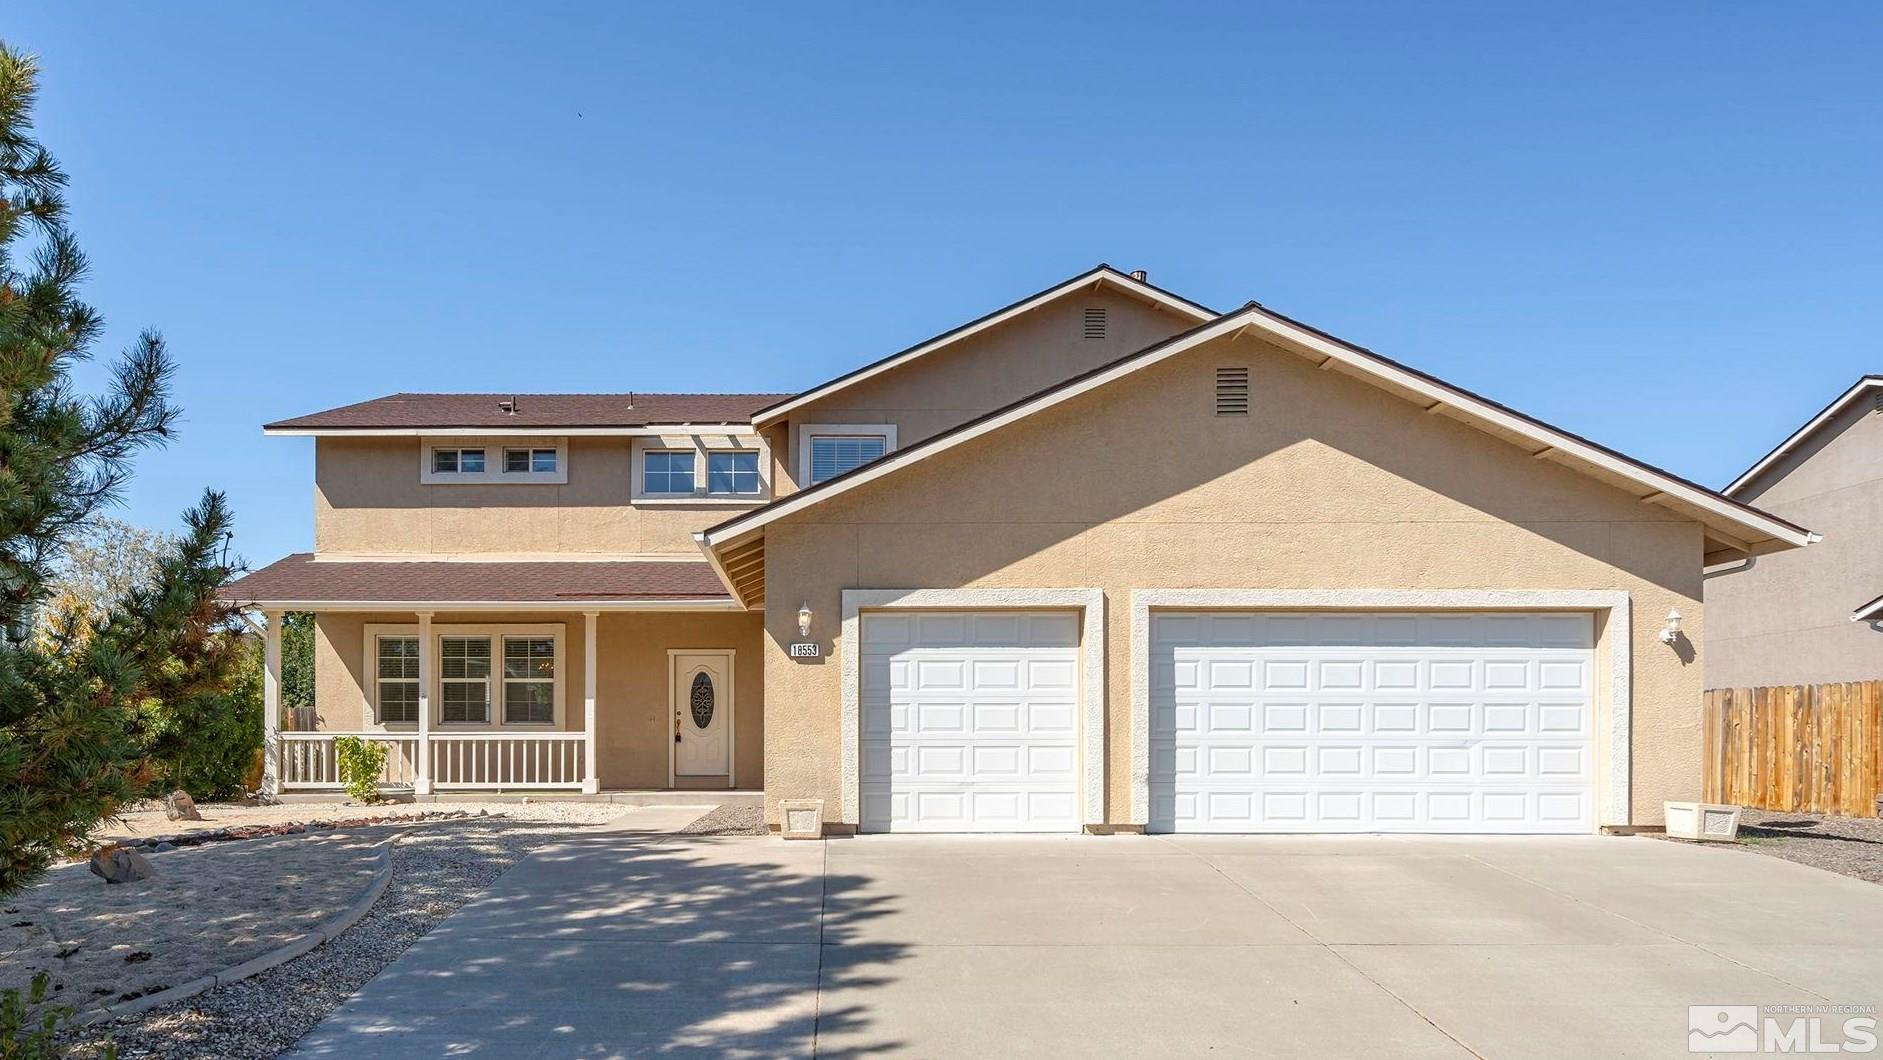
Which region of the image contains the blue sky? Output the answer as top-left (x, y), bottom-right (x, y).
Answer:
top-left (13, 4), bottom-right (1880, 566)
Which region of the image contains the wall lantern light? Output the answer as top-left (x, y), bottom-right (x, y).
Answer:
top-left (1659, 609), bottom-right (1682, 644)
top-left (797, 602), bottom-right (814, 639)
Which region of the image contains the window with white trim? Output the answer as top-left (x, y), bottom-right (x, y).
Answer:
top-left (643, 450), bottom-right (696, 495)
top-left (809, 434), bottom-right (887, 484)
top-left (432, 447), bottom-right (485, 474)
top-left (440, 636), bottom-right (491, 723)
top-left (375, 636), bottom-right (419, 724)
top-left (708, 450), bottom-right (762, 495)
top-left (504, 447), bottom-right (558, 474)
top-left (503, 636), bottom-right (556, 723)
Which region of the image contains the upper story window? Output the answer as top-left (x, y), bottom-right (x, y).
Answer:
top-left (420, 437), bottom-right (568, 485)
top-left (643, 450), bottom-right (696, 496)
top-left (505, 447), bottom-right (558, 474)
top-left (800, 424), bottom-right (898, 486)
top-left (432, 447), bottom-right (485, 474)
top-left (630, 436), bottom-right (770, 503)
top-left (708, 451), bottom-right (762, 495)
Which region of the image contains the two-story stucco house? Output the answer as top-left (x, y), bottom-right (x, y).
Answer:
top-left (1707, 376), bottom-right (1883, 689)
top-left (225, 265), bottom-right (1814, 834)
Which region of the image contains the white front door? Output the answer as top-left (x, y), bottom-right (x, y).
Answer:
top-left (1150, 611), bottom-right (1595, 834)
top-left (672, 651), bottom-right (731, 777)
top-left (860, 611), bottom-right (1080, 832)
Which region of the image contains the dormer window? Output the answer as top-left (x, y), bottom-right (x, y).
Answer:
top-left (432, 447), bottom-right (485, 474)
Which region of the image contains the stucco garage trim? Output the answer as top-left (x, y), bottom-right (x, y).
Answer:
top-left (840, 588), bottom-right (1107, 828)
top-left (1128, 589), bottom-right (1632, 829)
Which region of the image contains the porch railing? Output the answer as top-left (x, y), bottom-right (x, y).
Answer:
top-left (276, 731), bottom-right (589, 792)
top-left (430, 732), bottom-right (588, 790)
top-left (280, 732), bottom-right (420, 790)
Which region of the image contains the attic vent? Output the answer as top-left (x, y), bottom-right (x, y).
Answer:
top-left (1083, 307), bottom-right (1106, 340)
top-left (1874, 390), bottom-right (1883, 414)
top-left (1215, 367), bottom-right (1250, 416)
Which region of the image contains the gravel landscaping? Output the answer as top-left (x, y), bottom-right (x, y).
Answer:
top-left (62, 802), bottom-right (636, 1060)
top-left (674, 802), bottom-right (766, 836)
top-left (1, 830), bottom-right (387, 1016)
top-left (1719, 808), bottom-right (1883, 885)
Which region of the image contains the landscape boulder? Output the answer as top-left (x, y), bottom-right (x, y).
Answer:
top-left (88, 847), bottom-right (154, 885)
top-left (161, 789), bottom-right (203, 821)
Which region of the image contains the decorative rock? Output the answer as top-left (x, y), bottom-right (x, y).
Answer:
top-left (88, 846), bottom-right (155, 884)
top-left (162, 790), bottom-right (203, 821)
top-left (154, 842), bottom-right (175, 852)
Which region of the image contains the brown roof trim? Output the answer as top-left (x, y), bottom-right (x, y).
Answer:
top-left (265, 392), bottom-right (792, 433)
top-left (221, 554), bottom-right (736, 608)
top-left (747, 265), bottom-right (1217, 425)
top-left (702, 301), bottom-right (1811, 546)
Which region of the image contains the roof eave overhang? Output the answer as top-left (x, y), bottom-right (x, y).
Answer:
top-left (1852, 593), bottom-right (1883, 623)
top-left (1724, 376), bottom-right (1883, 497)
top-left (220, 597), bottom-right (743, 612)
top-left (699, 304), bottom-right (1815, 571)
top-left (748, 266), bottom-right (1216, 429)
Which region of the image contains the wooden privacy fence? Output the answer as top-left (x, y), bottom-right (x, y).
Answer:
top-left (1702, 682), bottom-right (1883, 817)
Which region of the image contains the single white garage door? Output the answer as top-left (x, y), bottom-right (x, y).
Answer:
top-left (1150, 611), bottom-right (1594, 834)
top-left (861, 611), bottom-right (1080, 832)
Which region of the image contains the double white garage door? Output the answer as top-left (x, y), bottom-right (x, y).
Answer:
top-left (860, 609), bottom-right (1594, 834)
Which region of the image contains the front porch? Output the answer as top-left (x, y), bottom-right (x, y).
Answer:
top-left (229, 560), bottom-right (767, 797)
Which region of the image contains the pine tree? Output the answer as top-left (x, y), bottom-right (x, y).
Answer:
top-left (0, 42), bottom-right (242, 894)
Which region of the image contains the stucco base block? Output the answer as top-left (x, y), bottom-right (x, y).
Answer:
top-left (840, 588), bottom-right (1107, 828)
top-left (1128, 589), bottom-right (1632, 829)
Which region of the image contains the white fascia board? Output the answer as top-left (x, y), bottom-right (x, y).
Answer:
top-left (1852, 593), bottom-right (1883, 623)
top-left (693, 530), bottom-right (754, 611)
top-left (226, 598), bottom-right (743, 612)
top-left (263, 424), bottom-right (760, 438)
top-left (750, 268), bottom-right (1215, 428)
top-left (1725, 377), bottom-right (1883, 496)
top-left (703, 305), bottom-right (1812, 551)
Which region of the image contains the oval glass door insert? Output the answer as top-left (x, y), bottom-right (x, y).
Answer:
top-left (689, 671), bottom-right (715, 729)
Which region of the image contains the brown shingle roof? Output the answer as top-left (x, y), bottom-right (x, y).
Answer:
top-left (220, 554), bottom-right (732, 606)
top-left (266, 393), bottom-right (792, 432)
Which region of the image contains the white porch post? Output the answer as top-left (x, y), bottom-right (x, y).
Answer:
top-left (582, 611), bottom-right (599, 794)
top-left (415, 611), bottom-right (434, 795)
top-left (262, 609), bottom-right (282, 797)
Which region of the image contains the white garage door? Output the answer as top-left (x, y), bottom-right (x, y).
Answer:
top-left (861, 611), bottom-right (1080, 832)
top-left (1150, 611), bottom-right (1594, 834)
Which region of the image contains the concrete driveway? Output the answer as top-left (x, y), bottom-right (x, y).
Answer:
top-left (286, 824), bottom-right (1883, 1059)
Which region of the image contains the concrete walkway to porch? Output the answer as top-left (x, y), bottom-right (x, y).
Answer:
top-left (284, 825), bottom-right (1883, 1058)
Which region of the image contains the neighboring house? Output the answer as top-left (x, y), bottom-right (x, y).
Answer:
top-left (1707, 376), bottom-right (1882, 688)
top-left (224, 264), bottom-right (1813, 834)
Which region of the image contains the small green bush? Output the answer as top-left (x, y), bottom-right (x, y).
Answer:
top-left (333, 736), bottom-right (388, 803)
top-left (0, 971), bottom-right (114, 1059)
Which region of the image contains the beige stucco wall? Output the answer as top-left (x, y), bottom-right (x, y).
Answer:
top-left (775, 287), bottom-right (1196, 493)
top-left (760, 330), bottom-right (1708, 828)
top-left (312, 609), bottom-right (763, 788)
top-left (1707, 396), bottom-right (1883, 688)
top-left (313, 437), bottom-right (762, 555)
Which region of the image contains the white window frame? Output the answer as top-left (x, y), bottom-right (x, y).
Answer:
top-left (799, 423), bottom-right (897, 486)
top-left (369, 632), bottom-right (422, 727)
top-left (503, 446), bottom-right (560, 476)
top-left (500, 633), bottom-right (558, 725)
top-left (630, 435), bottom-right (771, 504)
top-left (706, 449), bottom-right (764, 497)
top-left (362, 622), bottom-right (566, 730)
top-left (438, 634), bottom-right (494, 725)
top-left (419, 436), bottom-right (569, 485)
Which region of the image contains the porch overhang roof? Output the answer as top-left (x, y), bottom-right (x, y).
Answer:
top-left (220, 554), bottom-right (742, 611)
